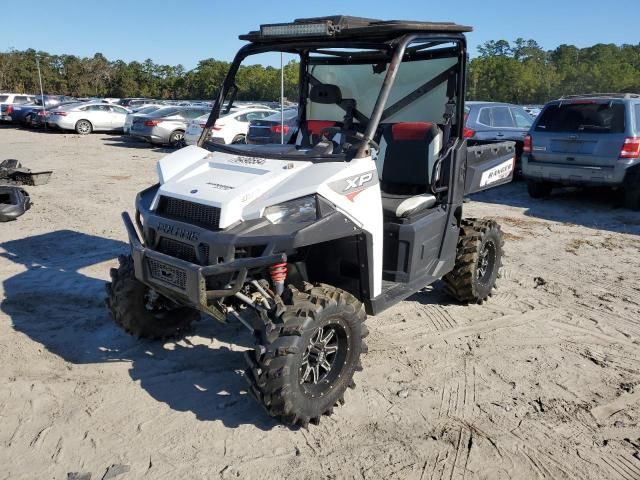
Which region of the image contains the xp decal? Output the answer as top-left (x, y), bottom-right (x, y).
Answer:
top-left (329, 170), bottom-right (379, 201)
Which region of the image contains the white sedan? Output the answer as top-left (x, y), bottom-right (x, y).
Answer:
top-left (184, 107), bottom-right (276, 146)
top-left (47, 102), bottom-right (131, 134)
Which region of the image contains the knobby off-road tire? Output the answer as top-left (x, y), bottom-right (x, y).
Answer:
top-left (623, 169), bottom-right (640, 211)
top-left (244, 284), bottom-right (368, 428)
top-left (443, 219), bottom-right (503, 304)
top-left (105, 255), bottom-right (199, 339)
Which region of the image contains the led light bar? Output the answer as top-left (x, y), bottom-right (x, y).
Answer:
top-left (260, 22), bottom-right (332, 37)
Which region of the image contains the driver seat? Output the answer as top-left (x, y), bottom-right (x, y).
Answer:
top-left (377, 122), bottom-right (443, 218)
top-left (300, 83), bottom-right (356, 146)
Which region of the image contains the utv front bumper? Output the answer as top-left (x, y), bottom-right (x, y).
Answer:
top-left (122, 212), bottom-right (285, 316)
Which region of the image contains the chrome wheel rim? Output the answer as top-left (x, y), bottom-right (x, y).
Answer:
top-left (77, 121), bottom-right (90, 134)
top-left (300, 326), bottom-right (340, 385)
top-left (477, 241), bottom-right (496, 284)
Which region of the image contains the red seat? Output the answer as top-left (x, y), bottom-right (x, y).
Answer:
top-left (307, 120), bottom-right (337, 137)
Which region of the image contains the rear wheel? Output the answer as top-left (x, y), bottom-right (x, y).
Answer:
top-left (623, 169), bottom-right (640, 211)
top-left (443, 219), bottom-right (503, 304)
top-left (168, 130), bottom-right (185, 147)
top-left (527, 180), bottom-right (552, 198)
top-left (231, 134), bottom-right (246, 144)
top-left (105, 255), bottom-right (198, 339)
top-left (75, 119), bottom-right (92, 135)
top-left (244, 284), bottom-right (367, 427)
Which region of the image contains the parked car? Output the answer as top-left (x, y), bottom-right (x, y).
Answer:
top-left (523, 105), bottom-right (543, 117)
top-left (47, 102), bottom-right (131, 134)
top-left (0, 93), bottom-right (36, 121)
top-left (185, 107), bottom-right (277, 146)
top-left (464, 101), bottom-right (533, 170)
top-left (28, 101), bottom-right (79, 128)
top-left (123, 104), bottom-right (164, 134)
top-left (7, 95), bottom-right (75, 125)
top-left (522, 93), bottom-right (640, 209)
top-left (117, 98), bottom-right (157, 109)
top-left (129, 106), bottom-right (210, 146)
top-left (246, 108), bottom-right (299, 144)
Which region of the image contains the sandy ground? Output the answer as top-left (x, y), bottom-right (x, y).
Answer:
top-left (1, 127), bottom-right (639, 480)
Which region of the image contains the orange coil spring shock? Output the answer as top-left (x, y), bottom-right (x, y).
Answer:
top-left (269, 263), bottom-right (287, 295)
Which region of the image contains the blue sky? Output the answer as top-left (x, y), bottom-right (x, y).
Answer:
top-left (2, 0), bottom-right (638, 69)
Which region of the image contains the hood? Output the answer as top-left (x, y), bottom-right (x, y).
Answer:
top-left (154, 146), bottom-right (314, 228)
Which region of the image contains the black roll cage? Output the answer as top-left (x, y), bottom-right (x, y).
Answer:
top-left (197, 32), bottom-right (467, 159)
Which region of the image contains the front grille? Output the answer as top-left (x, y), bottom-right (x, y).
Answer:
top-left (157, 238), bottom-right (197, 263)
top-left (156, 237), bottom-right (210, 265)
top-left (147, 258), bottom-right (187, 290)
top-left (158, 196), bottom-right (221, 229)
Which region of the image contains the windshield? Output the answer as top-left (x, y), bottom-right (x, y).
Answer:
top-left (135, 105), bottom-right (162, 115)
top-left (153, 107), bottom-right (181, 117)
top-left (263, 109), bottom-right (298, 121)
top-left (204, 39), bottom-right (461, 160)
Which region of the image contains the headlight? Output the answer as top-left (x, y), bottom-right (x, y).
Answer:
top-left (264, 196), bottom-right (317, 224)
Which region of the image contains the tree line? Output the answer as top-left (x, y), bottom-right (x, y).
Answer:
top-left (1, 40), bottom-right (639, 104)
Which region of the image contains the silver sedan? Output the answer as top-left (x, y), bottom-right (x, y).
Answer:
top-left (47, 102), bottom-right (131, 134)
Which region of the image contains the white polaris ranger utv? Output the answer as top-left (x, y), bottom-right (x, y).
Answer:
top-left (106, 16), bottom-right (516, 427)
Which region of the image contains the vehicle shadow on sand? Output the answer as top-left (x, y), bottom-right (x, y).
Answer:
top-left (471, 181), bottom-right (640, 235)
top-left (0, 230), bottom-right (278, 430)
top-left (102, 135), bottom-right (179, 153)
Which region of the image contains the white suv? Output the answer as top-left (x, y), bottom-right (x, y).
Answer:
top-left (184, 107), bottom-right (276, 146)
top-left (0, 93), bottom-right (35, 105)
top-left (0, 93), bottom-right (36, 121)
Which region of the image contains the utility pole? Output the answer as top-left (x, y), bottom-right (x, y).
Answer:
top-left (280, 52), bottom-right (284, 144)
top-left (35, 55), bottom-right (46, 130)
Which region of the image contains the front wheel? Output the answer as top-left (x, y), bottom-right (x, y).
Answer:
top-left (244, 284), bottom-right (368, 427)
top-left (75, 119), bottom-right (92, 135)
top-left (168, 130), bottom-right (185, 148)
top-left (231, 134), bottom-right (246, 144)
top-left (105, 255), bottom-right (199, 339)
top-left (443, 219), bottom-right (503, 304)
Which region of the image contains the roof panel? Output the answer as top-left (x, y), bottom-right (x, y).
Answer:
top-left (240, 15), bottom-right (472, 43)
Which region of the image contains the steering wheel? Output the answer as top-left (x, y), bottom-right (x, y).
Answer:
top-left (319, 127), bottom-right (379, 152)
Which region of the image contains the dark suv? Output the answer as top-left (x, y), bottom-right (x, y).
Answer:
top-left (522, 94), bottom-right (640, 209)
top-left (464, 101), bottom-right (534, 170)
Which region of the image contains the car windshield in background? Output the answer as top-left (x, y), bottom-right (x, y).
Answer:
top-left (263, 109), bottom-right (298, 122)
top-left (154, 107), bottom-right (180, 117)
top-left (136, 106), bottom-right (161, 115)
top-left (535, 102), bottom-right (625, 133)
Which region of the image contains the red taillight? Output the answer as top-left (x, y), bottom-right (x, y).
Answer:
top-left (144, 119), bottom-right (160, 126)
top-left (6, 105), bottom-right (13, 114)
top-left (463, 127), bottom-right (475, 138)
top-left (199, 123), bottom-right (206, 128)
top-left (212, 123), bottom-right (225, 131)
top-left (38, 111), bottom-right (47, 117)
top-left (523, 134), bottom-right (532, 154)
top-left (271, 124), bottom-right (289, 135)
top-left (620, 137), bottom-right (640, 159)
top-left (52, 111), bottom-right (67, 116)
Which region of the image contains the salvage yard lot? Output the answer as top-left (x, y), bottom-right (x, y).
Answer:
top-left (1, 127), bottom-right (639, 479)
